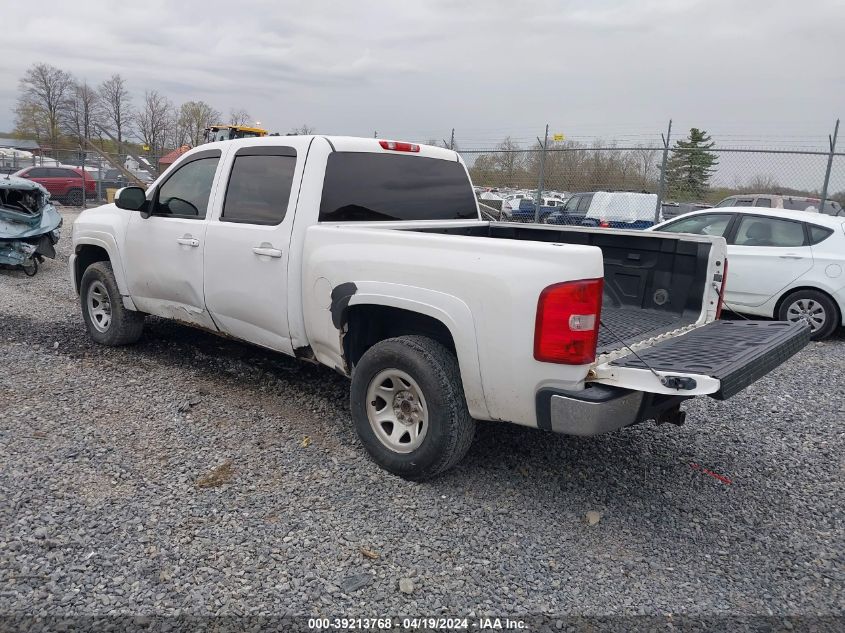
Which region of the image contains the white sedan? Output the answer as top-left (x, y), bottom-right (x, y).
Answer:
top-left (651, 207), bottom-right (845, 339)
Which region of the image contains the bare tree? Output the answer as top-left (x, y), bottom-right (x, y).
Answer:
top-left (632, 145), bottom-right (659, 189)
top-left (228, 108), bottom-right (251, 126)
top-left (493, 136), bottom-right (526, 187)
top-left (288, 124), bottom-right (316, 135)
top-left (177, 100), bottom-right (221, 147)
top-left (165, 103), bottom-right (187, 149)
top-left (98, 74), bottom-right (132, 145)
top-left (15, 63), bottom-right (74, 152)
top-left (744, 174), bottom-right (780, 192)
top-left (136, 90), bottom-right (172, 159)
top-left (64, 80), bottom-right (103, 146)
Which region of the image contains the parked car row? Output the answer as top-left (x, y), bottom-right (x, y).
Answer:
top-left (508, 196), bottom-right (568, 222)
top-left (482, 189), bottom-right (663, 230)
top-left (715, 193), bottom-right (843, 216)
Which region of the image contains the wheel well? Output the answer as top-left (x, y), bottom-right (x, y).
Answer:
top-left (343, 304), bottom-right (457, 368)
top-left (775, 286), bottom-right (842, 322)
top-left (74, 244), bottom-right (110, 292)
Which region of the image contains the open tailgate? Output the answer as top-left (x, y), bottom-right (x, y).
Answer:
top-left (589, 320), bottom-right (811, 399)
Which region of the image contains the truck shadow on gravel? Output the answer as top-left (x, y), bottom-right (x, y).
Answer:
top-left (2, 309), bottom-right (757, 529)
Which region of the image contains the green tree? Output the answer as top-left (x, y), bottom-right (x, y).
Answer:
top-left (666, 128), bottom-right (718, 200)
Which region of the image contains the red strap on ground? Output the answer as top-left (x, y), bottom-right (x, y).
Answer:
top-left (690, 462), bottom-right (733, 485)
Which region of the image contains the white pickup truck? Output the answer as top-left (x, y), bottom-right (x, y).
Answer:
top-left (70, 136), bottom-right (810, 480)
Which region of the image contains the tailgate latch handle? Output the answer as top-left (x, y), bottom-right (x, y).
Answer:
top-left (660, 375), bottom-right (698, 390)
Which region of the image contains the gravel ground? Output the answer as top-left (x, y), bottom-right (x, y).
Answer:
top-left (1, 208), bottom-right (843, 622)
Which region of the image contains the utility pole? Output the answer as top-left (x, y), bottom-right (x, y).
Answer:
top-left (80, 137), bottom-right (86, 210)
top-left (820, 119), bottom-right (839, 213)
top-left (534, 124), bottom-right (549, 223)
top-left (654, 119), bottom-right (672, 223)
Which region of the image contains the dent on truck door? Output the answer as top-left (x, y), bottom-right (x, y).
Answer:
top-left (203, 146), bottom-right (299, 354)
top-left (123, 152), bottom-right (221, 329)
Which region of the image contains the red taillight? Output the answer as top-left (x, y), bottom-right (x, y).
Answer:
top-left (534, 278), bottom-right (604, 365)
top-left (379, 140), bottom-right (420, 152)
top-left (716, 259), bottom-right (728, 319)
top-left (599, 220), bottom-right (610, 228)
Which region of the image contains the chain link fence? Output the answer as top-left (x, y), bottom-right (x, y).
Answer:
top-left (0, 142), bottom-right (161, 206)
top-left (2, 125), bottom-right (844, 218)
top-left (461, 133), bottom-right (844, 226)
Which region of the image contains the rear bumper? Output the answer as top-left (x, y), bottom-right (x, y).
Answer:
top-left (536, 385), bottom-right (689, 436)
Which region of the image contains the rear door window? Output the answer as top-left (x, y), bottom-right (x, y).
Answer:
top-left (754, 198), bottom-right (772, 207)
top-left (221, 148), bottom-right (297, 225)
top-left (659, 213), bottom-right (733, 237)
top-left (319, 153), bottom-right (478, 222)
top-left (782, 198), bottom-right (815, 211)
top-left (732, 215), bottom-right (806, 247)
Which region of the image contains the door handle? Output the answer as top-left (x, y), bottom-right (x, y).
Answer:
top-left (779, 254), bottom-right (804, 260)
top-left (252, 245), bottom-right (283, 258)
top-left (176, 237), bottom-right (200, 247)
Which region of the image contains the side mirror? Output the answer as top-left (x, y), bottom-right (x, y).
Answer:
top-left (114, 186), bottom-right (147, 211)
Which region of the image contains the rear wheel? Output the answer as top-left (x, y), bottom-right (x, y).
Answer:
top-left (777, 289), bottom-right (839, 340)
top-left (350, 335), bottom-right (475, 480)
top-left (80, 262), bottom-right (145, 345)
top-left (66, 189), bottom-right (83, 206)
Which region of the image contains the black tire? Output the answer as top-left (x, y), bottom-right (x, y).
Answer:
top-left (80, 261), bottom-right (145, 346)
top-left (66, 189), bottom-right (83, 206)
top-left (350, 335), bottom-right (475, 481)
top-left (21, 258), bottom-right (38, 277)
top-left (777, 289), bottom-right (840, 341)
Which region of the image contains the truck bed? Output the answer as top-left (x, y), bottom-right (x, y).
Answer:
top-left (413, 222), bottom-right (714, 355)
top-left (597, 306), bottom-right (694, 354)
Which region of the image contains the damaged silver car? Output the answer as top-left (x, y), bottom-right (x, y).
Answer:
top-left (0, 175), bottom-right (62, 276)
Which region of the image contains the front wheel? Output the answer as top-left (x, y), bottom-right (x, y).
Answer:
top-left (350, 335), bottom-right (475, 481)
top-left (80, 261), bottom-right (145, 345)
top-left (777, 289), bottom-right (840, 340)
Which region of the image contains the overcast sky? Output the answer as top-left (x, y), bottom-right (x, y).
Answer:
top-left (1, 0), bottom-right (842, 150)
